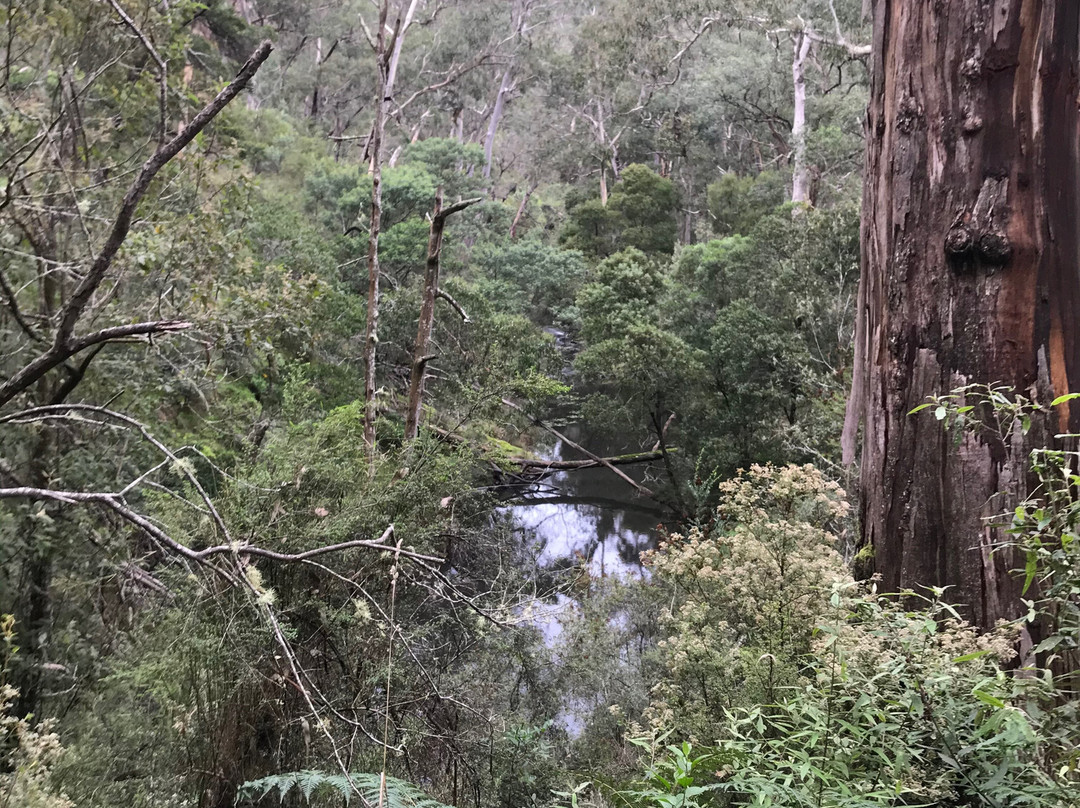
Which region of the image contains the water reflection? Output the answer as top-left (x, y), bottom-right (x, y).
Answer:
top-left (503, 428), bottom-right (664, 578)
top-left (502, 424), bottom-right (665, 736)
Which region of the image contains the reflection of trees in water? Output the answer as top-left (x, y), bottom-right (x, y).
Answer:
top-left (596, 506), bottom-right (616, 547)
top-left (507, 500), bottom-right (654, 577)
top-left (617, 531), bottom-right (645, 566)
top-left (510, 494), bottom-right (660, 516)
top-left (506, 420), bottom-right (665, 577)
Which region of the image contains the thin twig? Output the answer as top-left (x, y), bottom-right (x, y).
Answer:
top-left (106, 0), bottom-right (169, 145)
top-left (0, 40), bottom-right (273, 409)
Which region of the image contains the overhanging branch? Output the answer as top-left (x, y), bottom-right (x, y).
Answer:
top-left (0, 40), bottom-right (273, 410)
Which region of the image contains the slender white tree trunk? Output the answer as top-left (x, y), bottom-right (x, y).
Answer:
top-left (482, 66), bottom-right (513, 179)
top-left (790, 30), bottom-right (813, 205)
top-left (596, 100), bottom-right (609, 205)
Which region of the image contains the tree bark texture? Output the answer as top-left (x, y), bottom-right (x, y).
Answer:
top-left (846, 2), bottom-right (1080, 628)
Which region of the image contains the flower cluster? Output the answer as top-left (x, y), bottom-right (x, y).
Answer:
top-left (644, 464), bottom-right (852, 737)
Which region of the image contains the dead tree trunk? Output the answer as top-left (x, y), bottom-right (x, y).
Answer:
top-left (362, 0), bottom-right (421, 466)
top-left (509, 179), bottom-right (537, 238)
top-left (845, 2), bottom-right (1080, 629)
top-left (404, 190), bottom-right (482, 439)
top-left (362, 22), bottom-right (388, 464)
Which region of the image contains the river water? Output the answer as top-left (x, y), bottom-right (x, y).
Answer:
top-left (494, 328), bottom-right (670, 732)
top-left (502, 422), bottom-right (665, 579)
top-left (505, 327), bottom-right (667, 580)
top-left (499, 420), bottom-right (665, 734)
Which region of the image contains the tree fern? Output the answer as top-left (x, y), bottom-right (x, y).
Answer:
top-left (236, 770), bottom-right (455, 808)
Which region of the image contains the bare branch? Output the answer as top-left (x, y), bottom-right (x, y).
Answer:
top-left (70, 319), bottom-right (192, 350)
top-left (667, 16), bottom-right (718, 67)
top-left (812, 3), bottom-right (871, 58)
top-left (435, 289), bottom-right (470, 323)
top-left (435, 196), bottom-right (483, 222)
top-left (0, 268), bottom-right (43, 343)
top-left (501, 397), bottom-right (657, 499)
top-left (509, 450), bottom-right (667, 472)
top-left (0, 320), bottom-right (191, 408)
top-left (197, 528), bottom-right (445, 565)
top-left (358, 13), bottom-right (378, 51)
top-left (392, 56), bottom-right (492, 116)
top-left (0, 41), bottom-right (272, 410)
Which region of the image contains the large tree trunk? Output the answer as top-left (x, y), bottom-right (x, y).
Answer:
top-left (845, 2), bottom-right (1080, 629)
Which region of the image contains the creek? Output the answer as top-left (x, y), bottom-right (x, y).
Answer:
top-left (502, 423), bottom-right (665, 735)
top-left (504, 326), bottom-right (667, 579)
top-left (497, 330), bottom-right (669, 734)
top-left (502, 421), bottom-right (665, 579)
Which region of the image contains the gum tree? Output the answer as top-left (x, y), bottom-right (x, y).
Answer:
top-left (845, 2), bottom-right (1080, 628)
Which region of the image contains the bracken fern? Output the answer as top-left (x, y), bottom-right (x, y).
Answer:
top-left (236, 770), bottom-right (454, 808)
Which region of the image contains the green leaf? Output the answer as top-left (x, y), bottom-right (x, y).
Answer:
top-left (1022, 553), bottom-right (1038, 595)
top-left (972, 690), bottom-right (1006, 709)
top-left (1034, 634), bottom-right (1064, 654)
top-left (1051, 392), bottom-right (1080, 407)
top-left (237, 771), bottom-right (453, 808)
top-left (951, 649), bottom-right (992, 663)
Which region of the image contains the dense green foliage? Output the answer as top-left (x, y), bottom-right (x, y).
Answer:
top-left (0, 3), bottom-right (1076, 808)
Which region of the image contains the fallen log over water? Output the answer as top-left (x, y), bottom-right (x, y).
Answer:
top-left (500, 397), bottom-right (657, 498)
top-left (507, 450), bottom-right (666, 471)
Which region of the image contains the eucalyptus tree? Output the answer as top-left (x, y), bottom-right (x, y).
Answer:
top-left (480, 0), bottom-right (537, 182)
top-left (722, 0), bottom-right (868, 204)
top-left (329, 0), bottom-right (505, 464)
top-left (539, 0), bottom-right (722, 204)
top-left (845, 1), bottom-right (1080, 628)
top-left (359, 0), bottom-right (416, 465)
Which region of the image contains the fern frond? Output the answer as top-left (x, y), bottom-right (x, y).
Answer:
top-left (236, 770), bottom-right (453, 808)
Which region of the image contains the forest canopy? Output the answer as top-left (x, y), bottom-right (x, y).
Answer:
top-left (0, 2), bottom-right (1077, 808)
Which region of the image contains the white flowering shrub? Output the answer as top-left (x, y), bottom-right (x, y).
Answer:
top-left (629, 587), bottom-right (1076, 807)
top-left (710, 588), bottom-right (1076, 807)
top-left (643, 464), bottom-right (851, 739)
top-left (625, 398), bottom-right (1080, 807)
top-left (1, 616), bottom-right (74, 808)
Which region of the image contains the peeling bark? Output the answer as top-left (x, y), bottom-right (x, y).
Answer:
top-left (847, 2), bottom-right (1080, 628)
